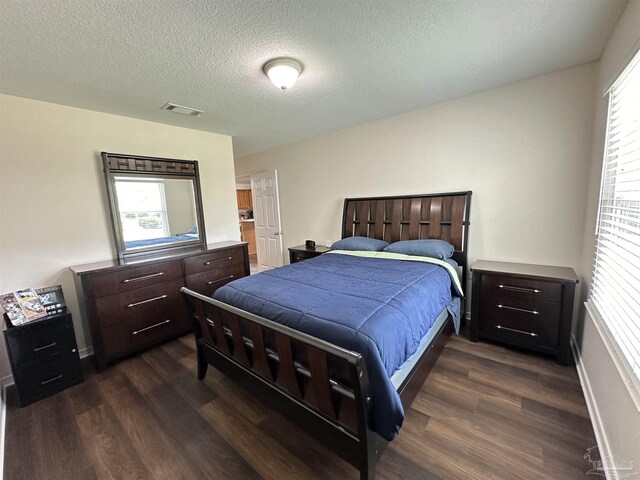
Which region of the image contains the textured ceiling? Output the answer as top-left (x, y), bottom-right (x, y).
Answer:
top-left (0, 0), bottom-right (628, 157)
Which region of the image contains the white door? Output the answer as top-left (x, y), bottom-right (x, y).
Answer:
top-left (251, 170), bottom-right (283, 271)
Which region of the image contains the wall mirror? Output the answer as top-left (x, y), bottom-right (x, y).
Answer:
top-left (102, 152), bottom-right (207, 259)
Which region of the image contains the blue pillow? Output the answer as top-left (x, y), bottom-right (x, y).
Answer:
top-left (331, 236), bottom-right (389, 252)
top-left (383, 240), bottom-right (455, 259)
top-left (187, 226), bottom-right (198, 234)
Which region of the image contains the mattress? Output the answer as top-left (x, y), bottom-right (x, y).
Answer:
top-left (213, 250), bottom-right (462, 440)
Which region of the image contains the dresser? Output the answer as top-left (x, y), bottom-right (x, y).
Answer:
top-left (288, 245), bottom-right (331, 263)
top-left (4, 311), bottom-right (84, 406)
top-left (470, 260), bottom-right (578, 365)
top-left (71, 241), bottom-right (249, 371)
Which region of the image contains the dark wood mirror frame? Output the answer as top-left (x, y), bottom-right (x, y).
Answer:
top-left (102, 152), bottom-right (207, 260)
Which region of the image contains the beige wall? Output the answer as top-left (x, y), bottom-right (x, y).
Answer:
top-left (164, 178), bottom-right (197, 234)
top-left (0, 94), bottom-right (239, 377)
top-left (577, 0), bottom-right (640, 469)
top-left (236, 4), bottom-right (640, 467)
top-left (236, 63), bottom-right (596, 275)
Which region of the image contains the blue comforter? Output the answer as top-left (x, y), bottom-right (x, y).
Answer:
top-left (213, 252), bottom-right (460, 440)
top-left (125, 235), bottom-right (195, 248)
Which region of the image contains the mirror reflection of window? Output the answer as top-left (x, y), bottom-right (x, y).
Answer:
top-left (115, 178), bottom-right (170, 242)
top-left (102, 153), bottom-right (206, 259)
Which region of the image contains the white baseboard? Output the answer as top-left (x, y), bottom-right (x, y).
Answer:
top-left (571, 334), bottom-right (614, 480)
top-left (0, 376), bottom-right (12, 480)
top-left (78, 346), bottom-right (94, 359)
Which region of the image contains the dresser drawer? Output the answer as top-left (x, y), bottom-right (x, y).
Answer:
top-left (13, 350), bottom-right (83, 405)
top-left (94, 279), bottom-right (185, 327)
top-left (481, 274), bottom-right (563, 304)
top-left (185, 266), bottom-right (244, 297)
top-left (184, 247), bottom-right (244, 276)
top-left (90, 260), bottom-right (183, 297)
top-left (101, 307), bottom-right (190, 360)
top-left (5, 314), bottom-right (77, 366)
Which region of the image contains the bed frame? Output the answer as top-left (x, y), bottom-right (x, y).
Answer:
top-left (181, 191), bottom-right (471, 479)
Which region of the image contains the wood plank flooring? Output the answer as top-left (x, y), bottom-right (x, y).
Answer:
top-left (4, 329), bottom-right (597, 479)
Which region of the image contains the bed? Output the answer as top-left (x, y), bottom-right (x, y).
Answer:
top-left (181, 191), bottom-right (472, 479)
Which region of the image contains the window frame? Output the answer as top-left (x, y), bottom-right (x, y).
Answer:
top-left (588, 46), bottom-right (640, 407)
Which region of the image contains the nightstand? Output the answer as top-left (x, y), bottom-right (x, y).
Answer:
top-left (4, 311), bottom-right (84, 406)
top-left (289, 245), bottom-right (331, 263)
top-left (470, 260), bottom-right (578, 365)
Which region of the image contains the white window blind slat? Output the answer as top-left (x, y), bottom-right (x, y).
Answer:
top-left (591, 265), bottom-right (640, 314)
top-left (591, 48), bottom-right (640, 389)
top-left (592, 292), bottom-right (640, 365)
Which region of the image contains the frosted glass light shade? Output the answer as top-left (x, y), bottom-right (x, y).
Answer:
top-left (264, 58), bottom-right (303, 90)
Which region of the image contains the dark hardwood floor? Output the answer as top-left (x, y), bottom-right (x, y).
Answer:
top-left (4, 327), bottom-right (597, 479)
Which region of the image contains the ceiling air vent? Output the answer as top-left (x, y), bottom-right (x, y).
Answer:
top-left (161, 103), bottom-right (204, 116)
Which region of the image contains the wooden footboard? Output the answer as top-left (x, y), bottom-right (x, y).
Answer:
top-left (180, 287), bottom-right (387, 479)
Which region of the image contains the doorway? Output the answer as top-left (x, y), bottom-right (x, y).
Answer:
top-left (235, 174), bottom-right (258, 273)
top-left (235, 170), bottom-right (284, 273)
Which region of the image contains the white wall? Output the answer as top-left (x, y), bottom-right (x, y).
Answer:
top-left (236, 63), bottom-right (596, 275)
top-left (577, 0), bottom-right (640, 470)
top-left (0, 94), bottom-right (239, 377)
top-left (164, 178), bottom-right (197, 234)
top-left (236, 5), bottom-right (640, 467)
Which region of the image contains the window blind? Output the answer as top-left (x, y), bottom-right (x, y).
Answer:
top-left (591, 48), bottom-right (640, 386)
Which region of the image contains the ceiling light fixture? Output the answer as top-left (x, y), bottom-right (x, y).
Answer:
top-left (263, 58), bottom-right (303, 91)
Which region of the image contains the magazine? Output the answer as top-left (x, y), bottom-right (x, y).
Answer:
top-left (0, 288), bottom-right (48, 326)
top-left (35, 285), bottom-right (67, 316)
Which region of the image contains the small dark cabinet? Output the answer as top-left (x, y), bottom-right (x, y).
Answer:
top-left (4, 311), bottom-right (84, 406)
top-left (470, 260), bottom-right (578, 365)
top-left (288, 245), bottom-right (331, 264)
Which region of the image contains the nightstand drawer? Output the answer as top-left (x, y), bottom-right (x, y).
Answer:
top-left (13, 350), bottom-right (83, 406)
top-left (292, 252), bottom-right (316, 262)
top-left (289, 245), bottom-right (331, 264)
top-left (479, 301), bottom-right (561, 348)
top-left (5, 314), bottom-right (76, 365)
top-left (481, 274), bottom-right (562, 304)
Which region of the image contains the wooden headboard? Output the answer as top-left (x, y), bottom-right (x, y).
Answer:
top-left (342, 191), bottom-right (472, 277)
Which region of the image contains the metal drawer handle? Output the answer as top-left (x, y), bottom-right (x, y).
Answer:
top-left (496, 325), bottom-right (538, 337)
top-left (132, 319), bottom-right (171, 335)
top-left (205, 257), bottom-right (232, 265)
top-left (498, 284), bottom-right (541, 293)
top-left (122, 272), bottom-right (164, 283)
top-left (41, 374), bottom-right (63, 385)
top-left (33, 341), bottom-right (57, 352)
top-left (126, 294), bottom-right (167, 308)
top-left (497, 304), bottom-right (539, 315)
top-left (207, 275), bottom-right (234, 285)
